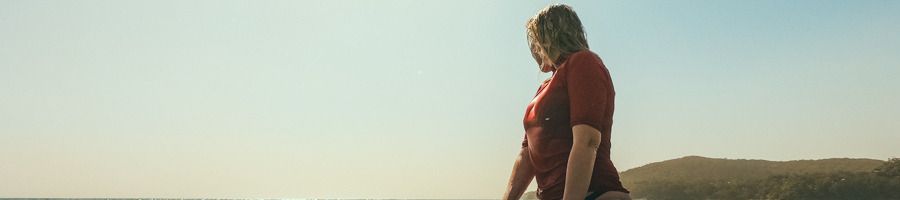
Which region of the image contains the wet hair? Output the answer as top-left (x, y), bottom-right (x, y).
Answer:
top-left (526, 4), bottom-right (589, 72)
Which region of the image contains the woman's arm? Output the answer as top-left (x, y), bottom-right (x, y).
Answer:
top-left (502, 147), bottom-right (535, 200)
top-left (562, 124), bottom-right (602, 200)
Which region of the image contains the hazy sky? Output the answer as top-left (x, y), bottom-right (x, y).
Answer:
top-left (1, 0), bottom-right (898, 198)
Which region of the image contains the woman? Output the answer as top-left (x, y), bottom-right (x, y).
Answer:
top-left (502, 4), bottom-right (631, 200)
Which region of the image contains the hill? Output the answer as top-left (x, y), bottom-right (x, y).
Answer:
top-left (521, 156), bottom-right (898, 200)
top-left (620, 156), bottom-right (884, 188)
top-left (620, 156), bottom-right (897, 199)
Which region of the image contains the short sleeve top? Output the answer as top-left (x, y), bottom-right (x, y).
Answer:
top-left (521, 50), bottom-right (628, 200)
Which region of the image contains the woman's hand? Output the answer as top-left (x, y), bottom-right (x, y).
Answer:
top-left (562, 124), bottom-right (602, 200)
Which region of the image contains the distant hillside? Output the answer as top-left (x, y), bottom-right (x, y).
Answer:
top-left (620, 156), bottom-right (884, 188)
top-left (521, 156), bottom-right (896, 200)
top-left (619, 156), bottom-right (896, 199)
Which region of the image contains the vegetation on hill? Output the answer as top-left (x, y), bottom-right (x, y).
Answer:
top-left (622, 156), bottom-right (899, 199)
top-left (521, 156), bottom-right (900, 200)
top-left (620, 156), bottom-right (884, 190)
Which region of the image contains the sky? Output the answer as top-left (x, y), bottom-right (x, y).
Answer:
top-left (1, 0), bottom-right (899, 199)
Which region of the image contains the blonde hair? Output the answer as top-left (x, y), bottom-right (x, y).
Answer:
top-left (526, 4), bottom-right (589, 72)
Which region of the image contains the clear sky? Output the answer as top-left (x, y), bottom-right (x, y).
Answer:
top-left (1, 0), bottom-right (898, 199)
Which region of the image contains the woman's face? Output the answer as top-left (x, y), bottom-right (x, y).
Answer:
top-left (530, 41), bottom-right (553, 72)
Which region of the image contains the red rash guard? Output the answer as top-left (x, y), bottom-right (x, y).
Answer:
top-left (522, 50), bottom-right (628, 200)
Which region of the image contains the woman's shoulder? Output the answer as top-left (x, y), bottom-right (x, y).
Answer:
top-left (570, 49), bottom-right (601, 63)
top-left (560, 49), bottom-right (604, 71)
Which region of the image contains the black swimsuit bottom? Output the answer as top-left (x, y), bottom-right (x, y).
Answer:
top-left (584, 191), bottom-right (602, 200)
